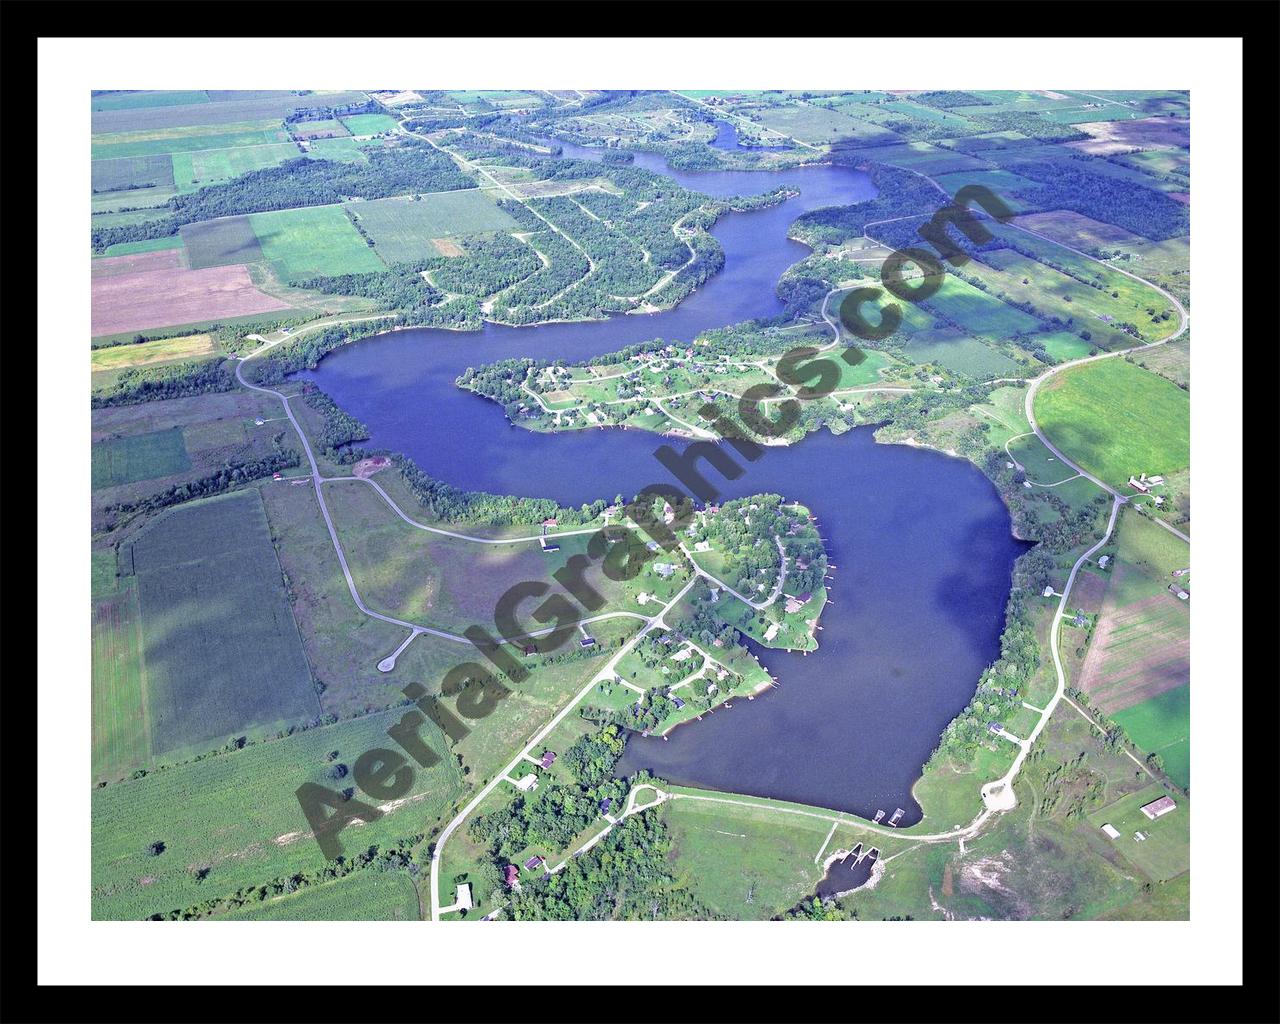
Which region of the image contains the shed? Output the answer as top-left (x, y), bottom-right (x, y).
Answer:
top-left (1100, 823), bottom-right (1121, 840)
top-left (1140, 795), bottom-right (1177, 820)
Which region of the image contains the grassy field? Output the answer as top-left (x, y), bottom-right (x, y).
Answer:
top-left (349, 192), bottom-right (519, 263)
top-left (901, 328), bottom-right (1023, 378)
top-left (250, 206), bottom-right (387, 279)
top-left (92, 427), bottom-right (191, 490)
top-left (180, 216), bottom-right (264, 269)
top-left (1086, 783), bottom-right (1189, 882)
top-left (125, 489), bottom-right (320, 758)
top-left (218, 869), bottom-right (421, 920)
top-left (304, 137), bottom-right (374, 163)
top-left (1112, 685), bottom-right (1190, 790)
top-left (1034, 358), bottom-right (1189, 488)
top-left (662, 796), bottom-right (901, 919)
top-left (172, 143), bottom-right (301, 192)
top-left (91, 334), bottom-right (217, 374)
top-left (755, 103), bottom-right (896, 145)
top-left (339, 113), bottom-right (400, 135)
top-left (90, 703), bottom-right (463, 920)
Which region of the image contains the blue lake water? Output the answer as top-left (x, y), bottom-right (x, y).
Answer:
top-left (297, 141), bottom-right (1027, 825)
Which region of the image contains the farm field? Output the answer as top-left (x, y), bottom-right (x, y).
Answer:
top-left (848, 141), bottom-right (991, 175)
top-left (90, 90), bottom-right (369, 134)
top-left (1113, 686), bottom-right (1190, 790)
top-left (919, 273), bottom-right (1044, 339)
top-left (91, 333), bottom-right (217, 373)
top-left (92, 427), bottom-right (191, 490)
top-left (92, 258), bottom-right (291, 337)
top-left (92, 122), bottom-right (293, 160)
top-left (1034, 358), bottom-right (1189, 489)
top-left (90, 701), bottom-right (462, 920)
top-left (900, 328), bottom-right (1023, 379)
top-left (250, 206), bottom-right (387, 279)
top-left (92, 153), bottom-right (175, 192)
top-left (93, 90), bottom-right (212, 112)
top-left (304, 136), bottom-right (374, 162)
top-left (172, 142), bottom-right (302, 192)
top-left (349, 191), bottom-right (519, 263)
top-left (754, 103), bottom-right (896, 145)
top-left (101, 236), bottom-right (186, 258)
top-left (124, 489), bottom-right (320, 758)
top-left (180, 216), bottom-right (264, 269)
top-left (92, 575), bottom-right (151, 783)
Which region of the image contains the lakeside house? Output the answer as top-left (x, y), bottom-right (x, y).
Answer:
top-left (784, 592), bottom-right (813, 615)
top-left (1140, 795), bottom-right (1178, 820)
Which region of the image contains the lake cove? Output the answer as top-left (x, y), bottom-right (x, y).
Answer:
top-left (298, 144), bottom-right (1027, 825)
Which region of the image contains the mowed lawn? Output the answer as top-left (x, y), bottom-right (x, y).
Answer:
top-left (1086, 783), bottom-right (1189, 882)
top-left (91, 427), bottom-right (191, 490)
top-left (124, 489), bottom-right (320, 758)
top-left (350, 192), bottom-right (518, 263)
top-left (250, 205), bottom-right (386, 278)
top-left (1034, 358), bottom-right (1189, 488)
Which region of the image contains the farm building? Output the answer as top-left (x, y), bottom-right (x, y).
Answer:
top-left (1128, 475), bottom-right (1151, 493)
top-left (1100, 823), bottom-right (1121, 840)
top-left (1140, 795), bottom-right (1178, 820)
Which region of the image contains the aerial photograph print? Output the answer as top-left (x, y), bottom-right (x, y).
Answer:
top-left (85, 82), bottom-right (1201, 930)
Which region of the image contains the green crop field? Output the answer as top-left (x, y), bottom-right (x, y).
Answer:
top-left (250, 206), bottom-right (386, 279)
top-left (349, 192), bottom-right (519, 262)
top-left (180, 216), bottom-right (264, 269)
top-left (172, 143), bottom-right (302, 192)
top-left (1034, 358), bottom-right (1189, 488)
top-left (305, 137), bottom-right (372, 163)
top-left (920, 274), bottom-right (1044, 339)
top-left (1112, 685), bottom-right (1190, 790)
top-left (339, 113), bottom-right (399, 135)
top-left (901, 327), bottom-right (1023, 378)
top-left (846, 141), bottom-right (991, 175)
top-left (102, 236), bottom-right (186, 258)
top-left (124, 489), bottom-right (320, 758)
top-left (219, 869), bottom-right (421, 920)
top-left (1034, 330), bottom-right (1095, 361)
top-left (90, 703), bottom-right (463, 920)
top-left (92, 427), bottom-right (191, 490)
top-left (92, 576), bottom-right (151, 783)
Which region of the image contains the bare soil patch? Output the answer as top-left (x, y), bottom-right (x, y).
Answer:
top-left (431, 237), bottom-right (465, 257)
top-left (92, 263), bottom-right (291, 336)
top-left (352, 456), bottom-right (392, 478)
top-left (1066, 117), bottom-right (1190, 156)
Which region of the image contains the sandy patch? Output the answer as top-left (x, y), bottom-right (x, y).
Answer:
top-left (352, 455), bottom-right (392, 478)
top-left (431, 237), bottom-right (465, 257)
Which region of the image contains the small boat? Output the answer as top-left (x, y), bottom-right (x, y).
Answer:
top-left (873, 810), bottom-right (885, 823)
